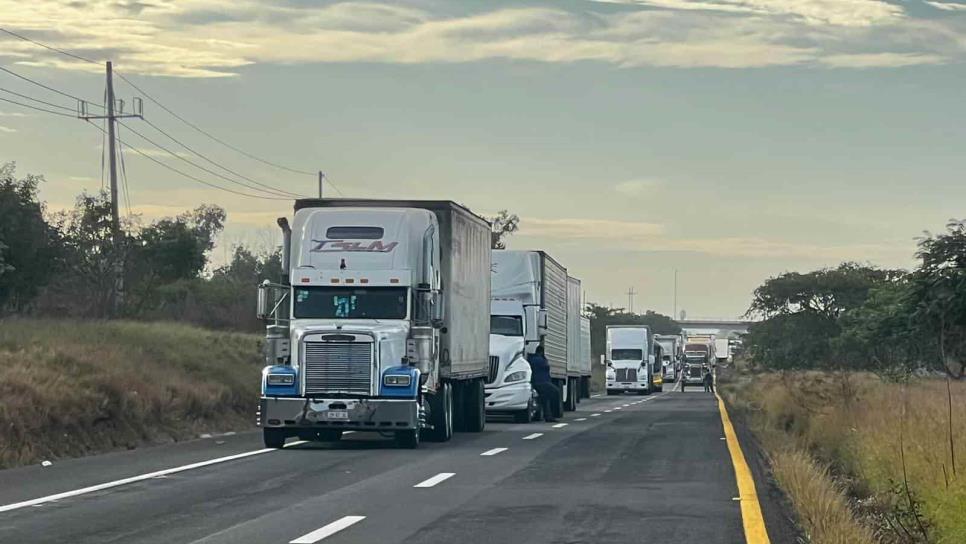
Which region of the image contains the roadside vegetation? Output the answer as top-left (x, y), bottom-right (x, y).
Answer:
top-left (727, 218), bottom-right (966, 544)
top-left (0, 318), bottom-right (262, 469)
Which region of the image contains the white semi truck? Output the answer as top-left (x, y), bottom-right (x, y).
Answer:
top-left (605, 325), bottom-right (655, 395)
top-left (485, 250), bottom-right (575, 420)
top-left (257, 199), bottom-right (491, 449)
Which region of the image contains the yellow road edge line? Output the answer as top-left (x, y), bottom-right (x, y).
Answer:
top-left (716, 393), bottom-right (771, 544)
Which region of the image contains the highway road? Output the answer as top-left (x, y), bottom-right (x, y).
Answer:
top-left (0, 388), bottom-right (789, 544)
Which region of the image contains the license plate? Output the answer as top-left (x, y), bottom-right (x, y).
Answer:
top-left (325, 410), bottom-right (349, 420)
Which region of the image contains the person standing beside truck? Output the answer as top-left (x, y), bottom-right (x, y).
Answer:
top-left (703, 367), bottom-right (715, 394)
top-left (528, 346), bottom-right (559, 423)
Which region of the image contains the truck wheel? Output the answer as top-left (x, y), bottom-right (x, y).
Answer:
top-left (580, 377), bottom-right (591, 399)
top-left (396, 427), bottom-right (420, 449)
top-left (425, 383), bottom-right (453, 442)
top-left (606, 389), bottom-right (618, 396)
top-left (462, 379), bottom-right (486, 433)
top-left (564, 378), bottom-right (577, 411)
top-left (263, 428), bottom-right (286, 449)
top-left (514, 398), bottom-right (534, 424)
top-left (554, 379), bottom-right (565, 418)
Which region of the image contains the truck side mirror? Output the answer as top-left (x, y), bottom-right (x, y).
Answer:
top-left (256, 281), bottom-right (272, 320)
top-left (537, 309), bottom-right (548, 332)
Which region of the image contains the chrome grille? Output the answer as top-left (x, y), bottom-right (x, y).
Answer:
top-left (616, 368), bottom-right (638, 382)
top-left (303, 341), bottom-right (372, 395)
top-left (486, 355), bottom-right (500, 384)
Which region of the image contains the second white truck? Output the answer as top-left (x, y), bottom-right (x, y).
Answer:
top-left (605, 325), bottom-right (655, 395)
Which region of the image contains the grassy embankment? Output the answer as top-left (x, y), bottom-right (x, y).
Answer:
top-left (0, 318), bottom-right (263, 469)
top-left (721, 369), bottom-right (966, 544)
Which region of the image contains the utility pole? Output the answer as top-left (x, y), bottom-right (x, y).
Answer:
top-left (626, 287), bottom-right (637, 314)
top-left (318, 171), bottom-right (324, 198)
top-left (79, 61), bottom-right (143, 317)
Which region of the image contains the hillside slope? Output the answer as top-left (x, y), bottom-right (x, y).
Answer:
top-left (0, 318), bottom-right (263, 469)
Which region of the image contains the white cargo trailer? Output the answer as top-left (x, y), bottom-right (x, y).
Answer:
top-left (257, 199), bottom-right (491, 449)
top-left (579, 316), bottom-right (591, 399)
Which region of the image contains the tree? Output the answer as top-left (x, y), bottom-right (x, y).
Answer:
top-left (908, 219), bottom-right (966, 378)
top-left (0, 163), bottom-right (62, 312)
top-left (748, 262), bottom-right (902, 320)
top-left (488, 210), bottom-right (519, 249)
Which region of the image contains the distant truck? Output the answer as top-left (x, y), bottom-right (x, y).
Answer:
top-left (605, 325), bottom-right (655, 395)
top-left (654, 334), bottom-right (680, 383)
top-left (566, 275), bottom-right (587, 407)
top-left (715, 338), bottom-right (731, 363)
top-left (486, 250), bottom-right (577, 420)
top-left (257, 199), bottom-right (491, 449)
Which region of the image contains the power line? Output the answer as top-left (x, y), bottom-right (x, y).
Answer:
top-left (141, 117), bottom-right (306, 198)
top-left (115, 72), bottom-right (318, 177)
top-left (0, 65), bottom-right (102, 108)
top-left (0, 27), bottom-right (99, 65)
top-left (0, 95), bottom-right (75, 117)
top-left (119, 120), bottom-right (302, 199)
top-left (85, 121), bottom-right (291, 200)
top-left (0, 85), bottom-right (76, 112)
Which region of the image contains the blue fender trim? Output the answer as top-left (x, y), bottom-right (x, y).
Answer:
top-left (380, 366), bottom-right (420, 398)
top-left (262, 365), bottom-right (299, 397)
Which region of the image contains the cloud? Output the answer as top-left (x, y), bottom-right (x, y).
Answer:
top-left (0, 125), bottom-right (16, 133)
top-left (614, 179), bottom-right (662, 196)
top-left (0, 0), bottom-right (961, 76)
top-left (592, 0), bottom-right (904, 27)
top-left (0, 111), bottom-right (27, 117)
top-left (516, 214), bottom-right (910, 260)
top-left (926, 1), bottom-right (966, 11)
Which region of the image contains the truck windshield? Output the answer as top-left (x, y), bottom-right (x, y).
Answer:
top-left (611, 349), bottom-right (643, 360)
top-left (293, 287), bottom-right (408, 319)
top-left (491, 315), bottom-right (523, 336)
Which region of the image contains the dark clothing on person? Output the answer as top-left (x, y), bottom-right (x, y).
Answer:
top-left (703, 371), bottom-right (715, 394)
top-left (528, 352), bottom-right (552, 385)
top-left (528, 351), bottom-right (559, 421)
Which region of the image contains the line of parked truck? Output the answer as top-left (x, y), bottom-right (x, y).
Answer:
top-left (254, 199), bottom-right (592, 449)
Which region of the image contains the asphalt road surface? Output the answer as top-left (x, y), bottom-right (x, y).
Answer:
top-left (0, 388), bottom-right (780, 544)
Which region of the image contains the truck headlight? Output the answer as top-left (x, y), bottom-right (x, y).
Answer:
top-left (267, 374), bottom-right (295, 386)
top-left (383, 374), bottom-right (412, 387)
top-left (504, 371), bottom-right (527, 384)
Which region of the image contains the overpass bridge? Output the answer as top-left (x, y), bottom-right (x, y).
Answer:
top-left (678, 318), bottom-right (757, 338)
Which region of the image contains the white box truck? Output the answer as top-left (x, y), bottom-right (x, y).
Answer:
top-left (486, 250), bottom-right (570, 419)
top-left (715, 338), bottom-right (731, 363)
top-left (565, 275), bottom-right (584, 409)
top-left (257, 199), bottom-right (491, 449)
top-left (579, 316), bottom-right (591, 399)
top-left (605, 325), bottom-right (655, 395)
top-left (654, 334), bottom-right (679, 383)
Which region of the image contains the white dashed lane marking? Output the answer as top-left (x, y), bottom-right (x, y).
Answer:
top-left (414, 473), bottom-right (455, 488)
top-left (522, 433), bottom-right (543, 440)
top-left (481, 448), bottom-right (508, 456)
top-left (290, 516), bottom-right (366, 543)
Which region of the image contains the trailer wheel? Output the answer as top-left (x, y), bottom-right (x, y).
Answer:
top-left (396, 427), bottom-right (420, 449)
top-left (425, 382), bottom-right (453, 442)
top-left (564, 378), bottom-right (577, 411)
top-left (462, 379), bottom-right (486, 433)
top-left (263, 428), bottom-right (286, 449)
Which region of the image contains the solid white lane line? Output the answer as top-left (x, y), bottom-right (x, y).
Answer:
top-left (414, 472), bottom-right (455, 488)
top-left (522, 433), bottom-right (543, 440)
top-left (575, 418), bottom-right (587, 422)
top-left (481, 448), bottom-right (508, 456)
top-left (0, 440), bottom-right (309, 514)
top-left (591, 413), bottom-right (601, 417)
top-left (552, 423), bottom-right (568, 428)
top-left (290, 516), bottom-right (366, 543)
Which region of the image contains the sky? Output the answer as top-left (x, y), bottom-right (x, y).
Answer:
top-left (2, 0), bottom-right (966, 319)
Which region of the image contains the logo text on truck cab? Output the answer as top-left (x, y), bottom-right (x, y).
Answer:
top-left (310, 240), bottom-right (399, 253)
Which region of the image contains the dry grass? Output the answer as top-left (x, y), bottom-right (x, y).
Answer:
top-left (0, 317), bottom-right (263, 469)
top-left (722, 372), bottom-right (966, 544)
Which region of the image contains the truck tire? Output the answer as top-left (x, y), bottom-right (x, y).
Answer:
top-left (425, 383), bottom-right (453, 442)
top-left (263, 428), bottom-right (286, 449)
top-left (462, 379), bottom-right (486, 433)
top-left (396, 427), bottom-right (420, 449)
top-left (580, 377), bottom-right (591, 399)
top-left (564, 378), bottom-right (577, 411)
top-left (553, 379), bottom-right (565, 418)
top-left (606, 389), bottom-right (619, 396)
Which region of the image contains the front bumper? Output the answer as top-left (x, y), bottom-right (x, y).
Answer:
top-left (258, 397), bottom-right (418, 431)
top-left (484, 382), bottom-right (532, 412)
top-left (606, 381), bottom-right (649, 392)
